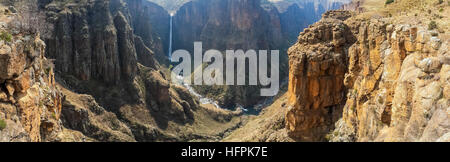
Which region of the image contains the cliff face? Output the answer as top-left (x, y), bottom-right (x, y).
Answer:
top-left (333, 19), bottom-right (449, 142)
top-left (173, 0), bottom-right (287, 108)
top-left (32, 0), bottom-right (245, 142)
top-left (0, 29), bottom-right (63, 141)
top-left (287, 10), bottom-right (449, 142)
top-left (277, 0), bottom-right (347, 44)
top-left (146, 0), bottom-right (191, 12)
top-left (174, 0), bottom-right (284, 53)
top-left (126, 0), bottom-right (170, 64)
top-left (41, 0), bottom-right (168, 85)
top-left (172, 0), bottom-right (347, 108)
top-left (42, 0), bottom-right (133, 84)
top-left (286, 11), bottom-right (354, 141)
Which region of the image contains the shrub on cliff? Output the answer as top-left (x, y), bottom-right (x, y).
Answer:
top-left (0, 31), bottom-right (12, 42)
top-left (428, 21), bottom-right (438, 30)
top-left (385, 0), bottom-right (395, 5)
top-left (0, 119), bottom-right (6, 131)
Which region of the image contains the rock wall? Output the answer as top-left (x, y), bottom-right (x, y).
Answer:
top-left (34, 0), bottom-right (243, 142)
top-left (278, 0), bottom-right (347, 44)
top-left (287, 10), bottom-right (449, 142)
top-left (42, 0), bottom-right (165, 84)
top-left (286, 11), bottom-right (354, 141)
top-left (126, 0), bottom-right (170, 64)
top-left (0, 32), bottom-right (63, 142)
top-left (173, 0), bottom-right (285, 53)
top-left (333, 19), bottom-right (449, 142)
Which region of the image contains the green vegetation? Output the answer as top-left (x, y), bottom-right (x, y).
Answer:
top-left (439, 8), bottom-right (444, 12)
top-left (385, 0), bottom-right (395, 5)
top-left (0, 31), bottom-right (12, 43)
top-left (428, 21), bottom-right (438, 30)
top-left (52, 112), bottom-right (57, 119)
top-left (437, 0), bottom-right (444, 5)
top-left (39, 100), bottom-right (44, 108)
top-left (45, 67), bottom-right (52, 75)
top-left (0, 119), bottom-right (6, 131)
top-left (353, 89), bottom-right (358, 95)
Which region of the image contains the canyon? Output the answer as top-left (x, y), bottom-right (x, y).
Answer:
top-left (0, 0), bottom-right (448, 142)
top-left (228, 0), bottom-right (449, 142)
top-left (172, 0), bottom-right (347, 108)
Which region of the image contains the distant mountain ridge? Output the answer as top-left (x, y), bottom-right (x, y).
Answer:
top-left (146, 0), bottom-right (191, 12)
top-left (148, 0), bottom-right (351, 13)
top-left (267, 0), bottom-right (351, 12)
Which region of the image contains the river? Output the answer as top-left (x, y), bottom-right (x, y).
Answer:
top-left (167, 12), bottom-right (281, 114)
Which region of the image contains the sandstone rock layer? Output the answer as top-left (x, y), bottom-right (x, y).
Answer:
top-left (287, 10), bottom-right (449, 142)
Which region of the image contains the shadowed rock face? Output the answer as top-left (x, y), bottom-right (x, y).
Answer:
top-left (126, 0), bottom-right (170, 64)
top-left (39, 0), bottom-right (347, 110)
top-left (0, 32), bottom-right (63, 142)
top-left (173, 0), bottom-right (285, 53)
top-left (31, 0), bottom-right (245, 142)
top-left (280, 2), bottom-right (327, 44)
top-left (173, 0), bottom-right (288, 108)
top-left (270, 0), bottom-right (350, 45)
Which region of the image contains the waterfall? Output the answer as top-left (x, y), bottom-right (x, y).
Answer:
top-left (168, 13), bottom-right (174, 60)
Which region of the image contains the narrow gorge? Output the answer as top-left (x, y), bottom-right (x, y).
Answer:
top-left (228, 0), bottom-right (449, 142)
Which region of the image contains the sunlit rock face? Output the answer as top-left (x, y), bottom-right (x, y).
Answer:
top-left (0, 33), bottom-right (63, 142)
top-left (287, 10), bottom-right (449, 142)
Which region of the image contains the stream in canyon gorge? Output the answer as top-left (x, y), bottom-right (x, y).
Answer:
top-left (167, 9), bottom-right (288, 115)
top-left (167, 12), bottom-right (235, 112)
top-left (161, 0), bottom-right (351, 116)
top-left (166, 12), bottom-right (275, 115)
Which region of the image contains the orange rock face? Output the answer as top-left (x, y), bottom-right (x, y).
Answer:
top-left (287, 10), bottom-right (449, 142)
top-left (334, 20), bottom-right (449, 142)
top-left (286, 11), bottom-right (354, 141)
